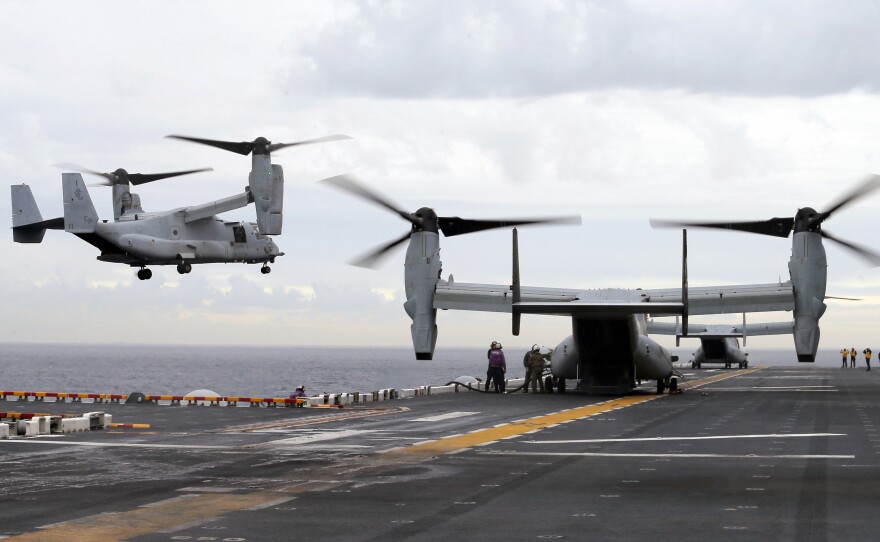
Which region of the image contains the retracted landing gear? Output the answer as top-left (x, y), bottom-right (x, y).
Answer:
top-left (261, 263), bottom-right (271, 274)
top-left (136, 267), bottom-right (153, 281)
top-left (176, 262), bottom-right (192, 274)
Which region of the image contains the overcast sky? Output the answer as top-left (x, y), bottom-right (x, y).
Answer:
top-left (2, 1), bottom-right (879, 355)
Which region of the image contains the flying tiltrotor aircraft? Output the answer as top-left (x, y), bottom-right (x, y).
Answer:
top-left (11, 134), bottom-right (348, 280)
top-left (322, 174), bottom-right (880, 395)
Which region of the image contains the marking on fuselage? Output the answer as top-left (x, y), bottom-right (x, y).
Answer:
top-left (407, 411), bottom-right (480, 422)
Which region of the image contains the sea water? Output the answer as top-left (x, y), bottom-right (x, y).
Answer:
top-left (0, 343), bottom-right (862, 398)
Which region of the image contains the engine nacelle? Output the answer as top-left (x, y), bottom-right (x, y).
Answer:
top-left (249, 156), bottom-right (284, 235)
top-left (788, 231), bottom-right (827, 362)
top-left (404, 231), bottom-right (441, 360)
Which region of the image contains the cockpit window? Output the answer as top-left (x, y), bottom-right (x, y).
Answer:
top-left (233, 225), bottom-right (247, 243)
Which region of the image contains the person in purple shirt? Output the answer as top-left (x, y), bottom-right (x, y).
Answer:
top-left (487, 343), bottom-right (507, 393)
top-left (289, 386), bottom-right (306, 399)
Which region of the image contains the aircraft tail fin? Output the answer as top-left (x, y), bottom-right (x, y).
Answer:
top-left (679, 228), bottom-right (688, 345)
top-left (62, 173), bottom-right (98, 233)
top-left (11, 184), bottom-right (63, 243)
top-left (512, 227), bottom-right (522, 336)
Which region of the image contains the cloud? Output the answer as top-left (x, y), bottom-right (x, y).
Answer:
top-left (283, 0), bottom-right (880, 99)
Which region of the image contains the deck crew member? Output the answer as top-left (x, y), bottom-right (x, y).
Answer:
top-left (851, 347), bottom-right (858, 368)
top-left (864, 348), bottom-right (872, 371)
top-left (841, 348), bottom-right (849, 368)
top-left (289, 386), bottom-right (306, 399)
top-left (487, 343), bottom-right (507, 393)
top-left (485, 341), bottom-right (497, 391)
top-left (524, 345), bottom-right (551, 393)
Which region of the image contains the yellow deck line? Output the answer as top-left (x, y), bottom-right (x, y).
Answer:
top-left (9, 493), bottom-right (287, 542)
top-left (388, 367), bottom-right (763, 458)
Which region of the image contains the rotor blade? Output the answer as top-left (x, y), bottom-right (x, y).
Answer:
top-left (437, 215), bottom-right (582, 237)
top-left (349, 231), bottom-right (413, 269)
top-left (128, 167), bottom-right (213, 185)
top-left (815, 174), bottom-right (880, 225)
top-left (821, 229), bottom-right (880, 267)
top-left (825, 295), bottom-right (862, 301)
top-left (319, 174), bottom-right (419, 227)
top-left (166, 135), bottom-right (255, 156)
top-left (649, 217), bottom-right (795, 238)
top-left (54, 163), bottom-right (115, 184)
top-left (268, 134), bottom-right (352, 152)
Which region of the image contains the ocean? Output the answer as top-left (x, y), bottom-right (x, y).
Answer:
top-left (0, 343), bottom-right (864, 398)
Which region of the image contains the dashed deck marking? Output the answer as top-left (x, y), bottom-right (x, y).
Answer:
top-left (483, 452), bottom-right (854, 459)
top-left (408, 411), bottom-right (480, 422)
top-left (527, 432), bottom-right (845, 444)
top-left (388, 368), bottom-right (761, 457)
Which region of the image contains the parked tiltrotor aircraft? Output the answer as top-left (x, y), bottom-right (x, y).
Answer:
top-left (11, 134), bottom-right (348, 280)
top-left (322, 174), bottom-right (880, 395)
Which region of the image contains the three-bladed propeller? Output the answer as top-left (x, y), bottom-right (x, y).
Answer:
top-left (650, 174), bottom-right (880, 266)
top-left (320, 174), bottom-right (582, 268)
top-left (165, 134), bottom-right (352, 156)
top-left (56, 163), bottom-right (213, 187)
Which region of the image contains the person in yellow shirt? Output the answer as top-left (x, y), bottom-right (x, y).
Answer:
top-left (864, 348), bottom-right (872, 371)
top-left (841, 348), bottom-right (849, 368)
top-left (851, 347), bottom-right (858, 368)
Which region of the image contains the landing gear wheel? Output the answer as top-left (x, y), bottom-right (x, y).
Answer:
top-left (744, 361), bottom-right (749, 369)
top-left (544, 376), bottom-right (554, 394)
top-left (657, 379), bottom-right (666, 395)
top-left (691, 361), bottom-right (696, 369)
top-left (558, 379), bottom-right (566, 394)
top-left (177, 263), bottom-right (186, 274)
top-left (669, 378), bottom-right (678, 393)
top-left (261, 264), bottom-right (271, 274)
top-left (137, 268), bottom-right (152, 280)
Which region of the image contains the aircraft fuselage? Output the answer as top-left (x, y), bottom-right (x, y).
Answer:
top-left (549, 314), bottom-right (675, 394)
top-left (85, 214), bottom-right (280, 266)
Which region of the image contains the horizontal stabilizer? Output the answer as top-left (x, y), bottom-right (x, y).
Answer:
top-left (11, 184), bottom-right (63, 243)
top-left (515, 301), bottom-right (685, 317)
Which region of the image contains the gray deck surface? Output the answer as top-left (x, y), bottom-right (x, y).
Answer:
top-left (0, 364), bottom-right (877, 541)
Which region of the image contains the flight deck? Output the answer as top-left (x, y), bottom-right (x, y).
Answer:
top-left (1, 365), bottom-right (878, 541)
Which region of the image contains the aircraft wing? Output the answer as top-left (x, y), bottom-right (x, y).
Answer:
top-left (183, 192), bottom-right (253, 223)
top-left (433, 279), bottom-right (683, 316)
top-left (434, 279), bottom-right (793, 316)
top-left (641, 282), bottom-right (795, 315)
